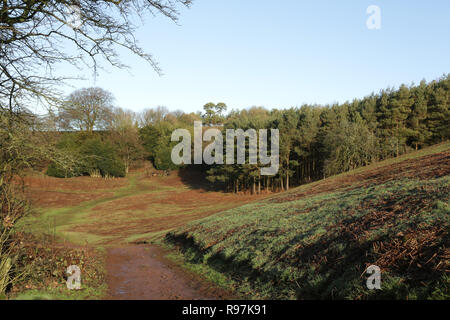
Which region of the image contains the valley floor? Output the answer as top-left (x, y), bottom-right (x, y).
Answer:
top-left (15, 169), bottom-right (261, 299)
top-left (12, 142), bottom-right (450, 300)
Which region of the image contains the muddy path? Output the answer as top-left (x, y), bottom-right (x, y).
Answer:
top-left (105, 245), bottom-right (232, 300)
top-left (24, 172), bottom-right (263, 299)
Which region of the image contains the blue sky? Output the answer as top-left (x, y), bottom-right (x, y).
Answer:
top-left (66, 0), bottom-right (450, 114)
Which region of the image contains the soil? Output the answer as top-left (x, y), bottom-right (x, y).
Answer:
top-left (105, 245), bottom-right (233, 300)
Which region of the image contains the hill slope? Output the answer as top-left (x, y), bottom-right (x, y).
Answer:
top-left (166, 142), bottom-right (450, 299)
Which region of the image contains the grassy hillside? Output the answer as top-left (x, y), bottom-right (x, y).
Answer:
top-left (166, 142), bottom-right (450, 300)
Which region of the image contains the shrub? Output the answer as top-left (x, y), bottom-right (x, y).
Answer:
top-left (46, 162), bottom-right (78, 178)
top-left (46, 136), bottom-right (126, 178)
top-left (79, 138), bottom-right (126, 178)
top-left (153, 145), bottom-right (179, 171)
top-left (0, 183), bottom-right (31, 297)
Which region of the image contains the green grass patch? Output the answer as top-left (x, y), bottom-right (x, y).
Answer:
top-left (166, 146), bottom-right (450, 300)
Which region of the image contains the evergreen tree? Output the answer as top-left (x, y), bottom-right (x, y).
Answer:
top-left (409, 80), bottom-right (430, 149)
top-left (426, 75), bottom-right (450, 143)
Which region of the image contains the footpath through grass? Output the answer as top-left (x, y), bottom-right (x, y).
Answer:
top-left (9, 170), bottom-right (260, 299)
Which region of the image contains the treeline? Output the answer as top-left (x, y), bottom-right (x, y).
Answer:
top-left (46, 75), bottom-right (449, 194)
top-left (207, 76), bottom-right (449, 193)
top-left (45, 87), bottom-right (200, 178)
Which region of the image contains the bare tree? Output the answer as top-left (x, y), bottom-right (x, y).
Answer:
top-left (0, 0), bottom-right (192, 112)
top-left (59, 87), bottom-right (114, 132)
top-left (139, 106), bottom-right (169, 126)
top-left (0, 1), bottom-right (191, 294)
top-left (109, 107), bottom-right (144, 172)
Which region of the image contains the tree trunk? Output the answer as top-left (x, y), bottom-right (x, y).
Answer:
top-left (312, 158), bottom-right (315, 178)
top-left (258, 175), bottom-right (261, 194)
top-left (286, 157), bottom-right (289, 191)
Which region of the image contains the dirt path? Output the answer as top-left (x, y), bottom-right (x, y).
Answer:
top-left (106, 245), bottom-right (231, 300)
top-left (25, 171), bottom-right (260, 299)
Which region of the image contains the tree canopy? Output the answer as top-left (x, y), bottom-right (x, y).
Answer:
top-left (0, 0), bottom-right (191, 111)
